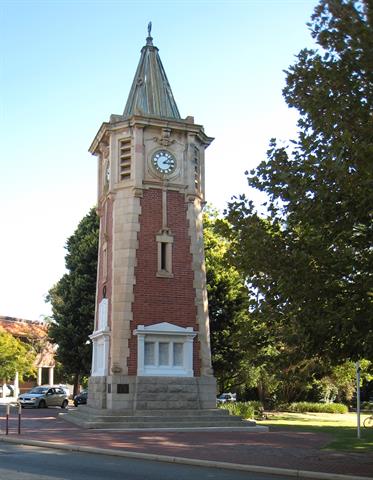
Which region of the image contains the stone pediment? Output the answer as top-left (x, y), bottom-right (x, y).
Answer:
top-left (134, 322), bottom-right (195, 335)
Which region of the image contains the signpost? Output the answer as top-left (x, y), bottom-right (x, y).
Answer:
top-left (18, 402), bottom-right (22, 434)
top-left (356, 361), bottom-right (361, 439)
top-left (5, 404), bottom-right (9, 435)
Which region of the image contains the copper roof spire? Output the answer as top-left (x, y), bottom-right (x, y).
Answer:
top-left (123, 25), bottom-right (181, 120)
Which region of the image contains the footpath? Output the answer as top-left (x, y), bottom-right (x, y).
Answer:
top-left (0, 404), bottom-right (372, 480)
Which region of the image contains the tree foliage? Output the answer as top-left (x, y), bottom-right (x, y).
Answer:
top-left (47, 208), bottom-right (99, 392)
top-left (204, 208), bottom-right (250, 392)
top-left (205, 209), bottom-right (328, 404)
top-left (225, 0), bottom-right (373, 364)
top-left (0, 327), bottom-right (36, 382)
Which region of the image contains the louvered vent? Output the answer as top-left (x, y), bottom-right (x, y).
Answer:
top-left (119, 139), bottom-right (131, 181)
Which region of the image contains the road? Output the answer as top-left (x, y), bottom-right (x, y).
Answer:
top-left (0, 442), bottom-right (289, 480)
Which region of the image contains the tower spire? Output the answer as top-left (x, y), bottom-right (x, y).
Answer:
top-left (123, 26), bottom-right (181, 120)
top-left (146, 21), bottom-right (153, 46)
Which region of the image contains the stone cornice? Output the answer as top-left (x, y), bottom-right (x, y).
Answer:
top-left (89, 122), bottom-right (110, 155)
top-left (89, 115), bottom-right (213, 155)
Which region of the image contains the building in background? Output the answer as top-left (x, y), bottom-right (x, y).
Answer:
top-left (0, 316), bottom-right (56, 396)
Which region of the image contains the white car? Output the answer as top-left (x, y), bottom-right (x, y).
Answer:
top-left (54, 384), bottom-right (70, 397)
top-left (216, 392), bottom-right (237, 404)
top-left (18, 386), bottom-right (68, 409)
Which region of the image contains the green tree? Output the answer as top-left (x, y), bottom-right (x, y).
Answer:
top-left (204, 208), bottom-right (251, 393)
top-left (225, 0), bottom-right (373, 364)
top-left (206, 209), bottom-right (321, 404)
top-left (47, 208), bottom-right (99, 394)
top-left (315, 359), bottom-right (372, 404)
top-left (0, 328), bottom-right (36, 386)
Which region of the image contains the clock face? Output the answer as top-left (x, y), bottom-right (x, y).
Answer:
top-left (152, 150), bottom-right (176, 175)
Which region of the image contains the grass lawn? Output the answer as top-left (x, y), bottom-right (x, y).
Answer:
top-left (259, 412), bottom-right (373, 452)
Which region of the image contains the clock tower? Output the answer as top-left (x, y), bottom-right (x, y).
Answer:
top-left (67, 28), bottom-right (252, 428)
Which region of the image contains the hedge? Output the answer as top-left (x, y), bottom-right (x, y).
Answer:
top-left (218, 401), bottom-right (263, 419)
top-left (219, 400), bottom-right (348, 416)
top-left (286, 402), bottom-right (348, 414)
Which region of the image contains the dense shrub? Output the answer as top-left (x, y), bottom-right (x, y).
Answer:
top-left (219, 400), bottom-right (348, 416)
top-left (361, 402), bottom-right (373, 412)
top-left (287, 402), bottom-right (348, 414)
top-left (247, 400), bottom-right (264, 415)
top-left (219, 401), bottom-right (263, 419)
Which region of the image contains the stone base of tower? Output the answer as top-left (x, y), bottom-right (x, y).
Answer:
top-left (87, 375), bottom-right (217, 411)
top-left (62, 375), bottom-right (262, 430)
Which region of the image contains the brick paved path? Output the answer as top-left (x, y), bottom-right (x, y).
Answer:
top-left (1, 407), bottom-right (373, 478)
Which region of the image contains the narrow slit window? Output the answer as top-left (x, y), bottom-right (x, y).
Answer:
top-left (103, 246), bottom-right (108, 281)
top-left (156, 233), bottom-right (173, 277)
top-left (193, 146), bottom-right (200, 190)
top-left (161, 242), bottom-right (167, 270)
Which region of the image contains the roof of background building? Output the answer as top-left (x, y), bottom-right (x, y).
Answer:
top-left (0, 316), bottom-right (47, 339)
top-left (0, 316), bottom-right (55, 367)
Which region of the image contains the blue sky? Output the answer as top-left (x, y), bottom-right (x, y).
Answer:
top-left (0, 0), bottom-right (317, 320)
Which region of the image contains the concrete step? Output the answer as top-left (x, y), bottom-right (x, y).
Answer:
top-left (61, 404), bottom-right (260, 430)
top-left (86, 421), bottom-right (255, 429)
top-left (72, 414), bottom-right (245, 424)
top-left (64, 415), bottom-right (255, 430)
top-left (69, 407), bottom-right (232, 419)
top-left (134, 409), bottom-right (231, 417)
top-left (62, 406), bottom-right (257, 430)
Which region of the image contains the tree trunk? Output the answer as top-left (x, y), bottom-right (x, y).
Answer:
top-left (73, 374), bottom-right (80, 397)
top-left (257, 381), bottom-right (266, 405)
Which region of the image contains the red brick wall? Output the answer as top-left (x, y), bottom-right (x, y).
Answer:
top-left (128, 189), bottom-right (200, 375)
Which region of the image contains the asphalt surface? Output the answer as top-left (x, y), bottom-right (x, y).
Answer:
top-left (0, 442), bottom-right (288, 480)
top-left (0, 405), bottom-right (372, 479)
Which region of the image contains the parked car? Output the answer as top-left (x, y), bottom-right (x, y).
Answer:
top-left (73, 389), bottom-right (88, 407)
top-left (18, 386), bottom-right (68, 409)
top-left (216, 392), bottom-right (237, 404)
top-left (53, 384), bottom-right (71, 398)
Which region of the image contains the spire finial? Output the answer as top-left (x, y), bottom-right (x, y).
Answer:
top-left (146, 21), bottom-right (153, 46)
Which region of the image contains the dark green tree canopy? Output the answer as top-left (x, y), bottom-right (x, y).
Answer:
top-left (47, 208), bottom-right (99, 391)
top-left (204, 208), bottom-right (250, 392)
top-left (225, 0), bottom-right (373, 362)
